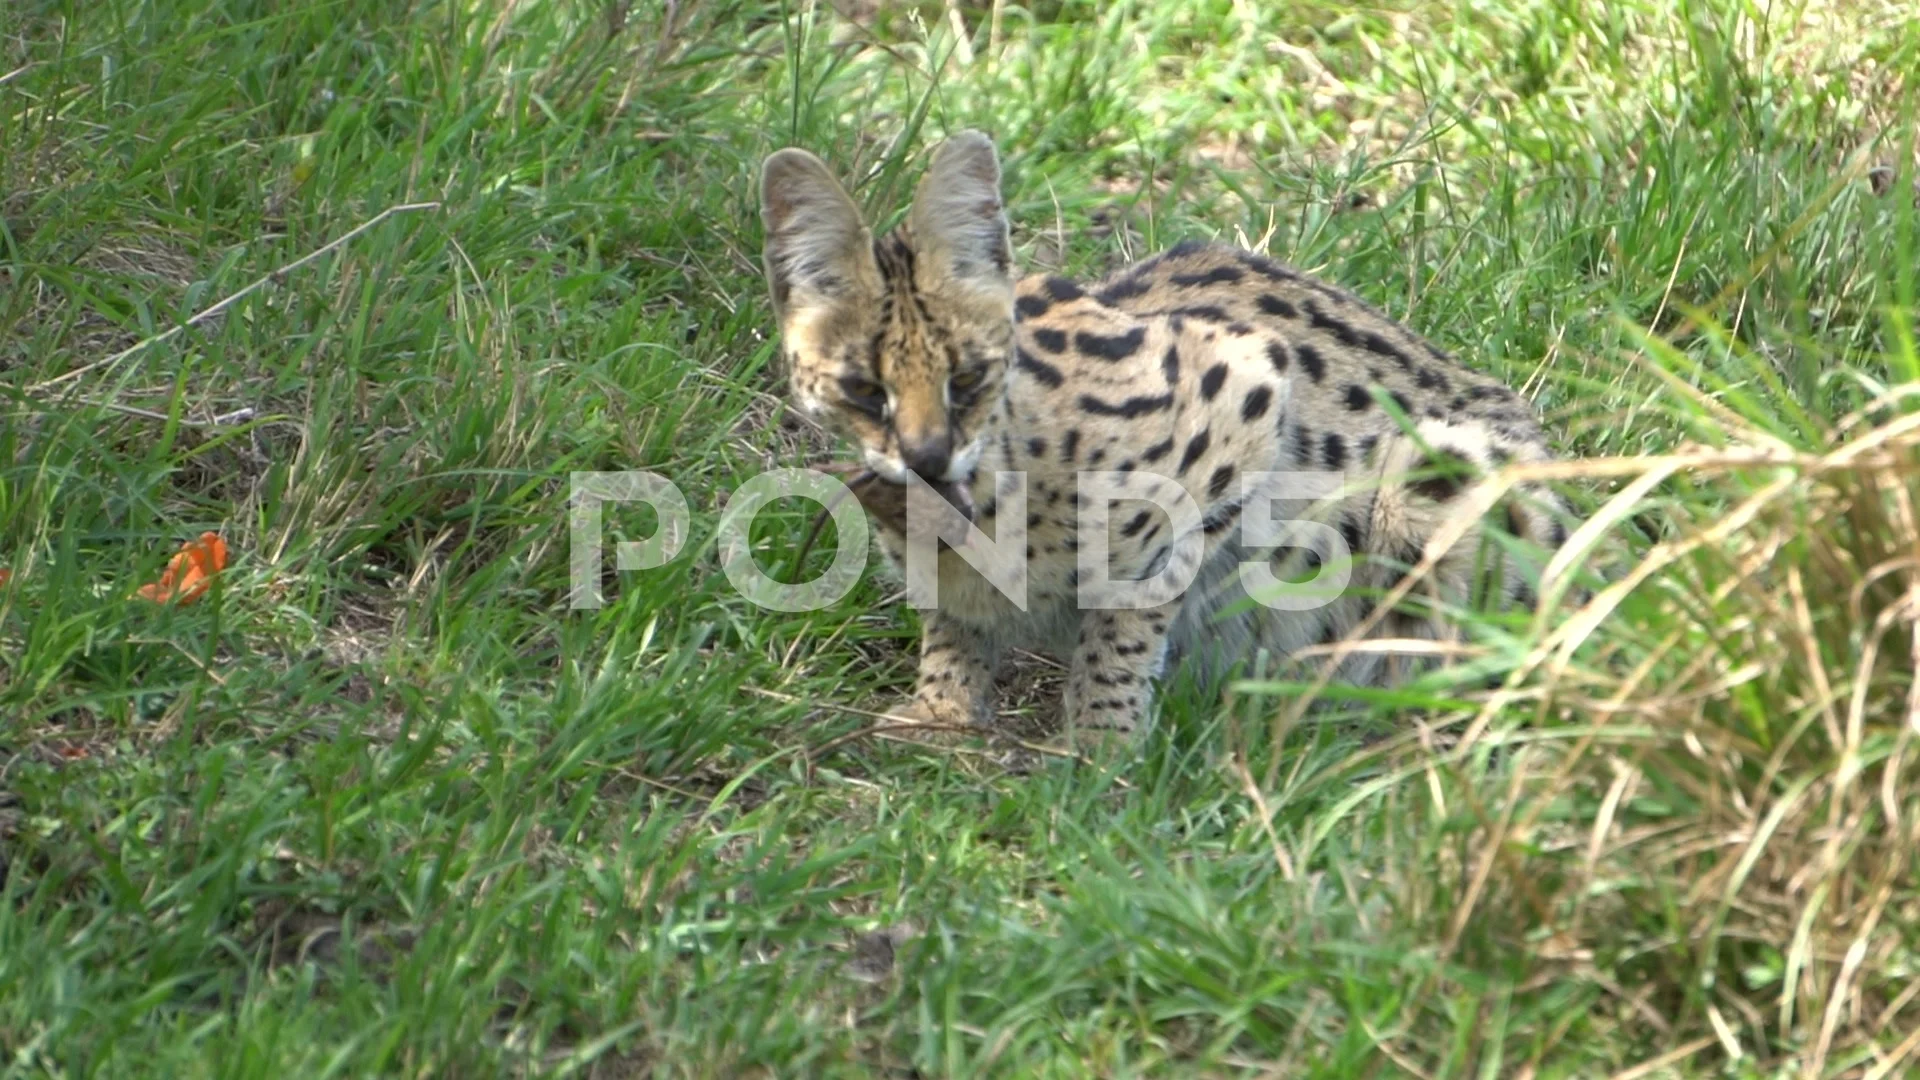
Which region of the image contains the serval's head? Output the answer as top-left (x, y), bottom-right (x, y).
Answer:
top-left (758, 131), bottom-right (1015, 496)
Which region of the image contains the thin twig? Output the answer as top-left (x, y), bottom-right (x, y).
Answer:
top-left (1604, 1037), bottom-right (1716, 1080)
top-left (741, 684), bottom-right (1100, 772)
top-left (1862, 1018), bottom-right (1920, 1080)
top-left (1009, 648), bottom-right (1065, 671)
top-left (1359, 1019), bottom-right (1435, 1080)
top-left (809, 719), bottom-right (987, 762)
top-left (611, 766), bottom-right (709, 802)
top-left (70, 400), bottom-right (260, 428)
top-left (794, 468), bottom-right (875, 569)
top-left (31, 201), bottom-right (442, 396)
top-left (1228, 753), bottom-right (1296, 881)
top-left (128, 637), bottom-right (229, 685)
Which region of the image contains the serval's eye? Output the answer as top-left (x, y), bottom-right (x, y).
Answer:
top-left (839, 376), bottom-right (886, 413)
top-left (949, 368), bottom-right (985, 391)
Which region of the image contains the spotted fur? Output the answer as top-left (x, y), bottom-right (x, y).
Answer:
top-left (759, 131), bottom-right (1579, 750)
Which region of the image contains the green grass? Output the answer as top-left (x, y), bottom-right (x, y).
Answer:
top-left (4, 0), bottom-right (1919, 1075)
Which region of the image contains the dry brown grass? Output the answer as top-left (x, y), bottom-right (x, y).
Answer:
top-left (1389, 382), bottom-right (1920, 1073)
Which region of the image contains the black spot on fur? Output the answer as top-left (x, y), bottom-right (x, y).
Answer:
top-left (1322, 432), bottom-right (1347, 469)
top-left (1171, 265), bottom-right (1245, 287)
top-left (1240, 385), bottom-right (1273, 421)
top-left (1015, 294), bottom-right (1050, 319)
top-left (1079, 392), bottom-right (1174, 418)
top-left (1278, 546), bottom-right (1320, 581)
top-left (1415, 365), bottom-right (1449, 391)
top-left (1345, 384), bottom-right (1372, 411)
top-left (1121, 510), bottom-right (1153, 538)
top-left (1266, 341), bottom-right (1290, 373)
top-left (1061, 428), bottom-right (1081, 463)
top-left (1295, 342), bottom-right (1326, 383)
top-left (1207, 464), bottom-right (1236, 499)
top-left (1172, 305), bottom-right (1231, 322)
top-left (1203, 499), bottom-right (1243, 534)
top-left (1032, 328), bottom-right (1068, 354)
top-left (1045, 276), bottom-right (1085, 302)
top-left (1027, 436), bottom-right (1048, 458)
top-left (1075, 327), bottom-right (1148, 361)
top-left (1409, 471), bottom-right (1465, 502)
top-left (1306, 303), bottom-right (1360, 347)
top-left (1096, 275), bottom-right (1152, 305)
top-left (1388, 390), bottom-right (1413, 415)
top-left (1257, 293), bottom-right (1298, 319)
top-left (1339, 517), bottom-right (1364, 556)
top-left (1142, 436), bottom-right (1175, 463)
top-left (1200, 363), bottom-right (1229, 400)
top-left (1162, 344), bottom-right (1180, 385)
top-left (1016, 348), bottom-right (1065, 388)
top-left (1239, 252), bottom-right (1299, 282)
top-left (1290, 423), bottom-right (1313, 465)
top-left (1177, 428), bottom-right (1212, 476)
top-left (1361, 331), bottom-right (1415, 371)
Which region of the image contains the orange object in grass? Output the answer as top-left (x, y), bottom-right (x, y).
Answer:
top-left (136, 532), bottom-right (229, 605)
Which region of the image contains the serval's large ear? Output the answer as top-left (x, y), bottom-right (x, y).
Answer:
top-left (907, 130), bottom-right (1013, 298)
top-left (759, 147), bottom-right (881, 318)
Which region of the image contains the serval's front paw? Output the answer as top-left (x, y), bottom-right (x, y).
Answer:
top-left (1062, 713), bottom-right (1138, 761)
top-left (882, 693), bottom-right (985, 747)
top-left (1058, 691), bottom-right (1141, 760)
top-left (1061, 676), bottom-right (1146, 760)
